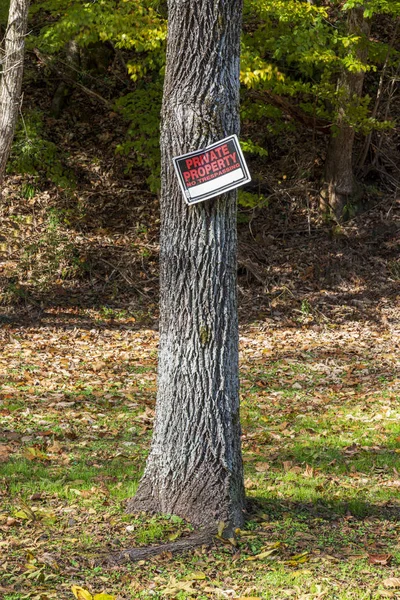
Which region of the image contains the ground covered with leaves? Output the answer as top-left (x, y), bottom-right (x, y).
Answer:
top-left (0, 297), bottom-right (399, 599)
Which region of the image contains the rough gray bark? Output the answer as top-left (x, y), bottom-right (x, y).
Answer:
top-left (322, 7), bottom-right (370, 221)
top-left (0, 0), bottom-right (30, 189)
top-left (127, 0), bottom-right (245, 529)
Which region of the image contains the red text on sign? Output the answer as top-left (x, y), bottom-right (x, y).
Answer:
top-left (183, 150), bottom-right (239, 184)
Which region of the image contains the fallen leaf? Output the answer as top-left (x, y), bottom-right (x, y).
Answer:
top-left (347, 553), bottom-right (368, 561)
top-left (0, 445), bottom-right (11, 462)
top-left (161, 576), bottom-right (197, 596)
top-left (37, 552), bottom-right (59, 568)
top-left (245, 548), bottom-right (279, 561)
top-left (255, 462), bottom-right (270, 472)
top-left (383, 578), bottom-right (400, 588)
top-left (292, 569), bottom-right (312, 577)
top-left (14, 508), bottom-right (34, 520)
top-left (92, 361), bottom-right (106, 372)
top-left (23, 446), bottom-right (49, 461)
top-left (369, 554), bottom-right (392, 566)
top-left (71, 586), bottom-right (93, 600)
top-left (244, 478), bottom-right (256, 489)
top-left (217, 521), bottom-right (225, 537)
top-left (293, 531), bottom-right (316, 541)
top-left (183, 572), bottom-right (206, 581)
top-left (304, 464), bottom-right (314, 478)
top-left (285, 551), bottom-right (310, 566)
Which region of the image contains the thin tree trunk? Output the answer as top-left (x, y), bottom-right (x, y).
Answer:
top-left (322, 7), bottom-right (370, 221)
top-left (0, 0), bottom-right (30, 189)
top-left (127, 0), bottom-right (245, 530)
top-left (50, 40), bottom-right (80, 118)
top-left (357, 19), bottom-right (399, 171)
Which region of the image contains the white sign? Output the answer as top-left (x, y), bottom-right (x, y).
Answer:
top-left (173, 135), bottom-right (251, 205)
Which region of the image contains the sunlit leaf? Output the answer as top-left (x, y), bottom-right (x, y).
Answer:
top-left (383, 579), bottom-right (400, 589)
top-left (71, 586), bottom-right (93, 600)
top-left (245, 548), bottom-right (279, 561)
top-left (14, 509), bottom-right (31, 520)
top-left (183, 572), bottom-right (206, 581)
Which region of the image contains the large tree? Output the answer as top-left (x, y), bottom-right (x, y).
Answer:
top-left (127, 0), bottom-right (245, 529)
top-left (0, 0), bottom-right (30, 189)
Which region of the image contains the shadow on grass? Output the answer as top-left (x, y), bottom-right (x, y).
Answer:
top-left (260, 436), bottom-right (400, 469)
top-left (247, 495), bottom-right (400, 522)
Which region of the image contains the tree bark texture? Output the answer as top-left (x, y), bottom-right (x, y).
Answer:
top-left (322, 8), bottom-right (370, 221)
top-left (0, 0), bottom-right (30, 188)
top-left (127, 0), bottom-right (245, 529)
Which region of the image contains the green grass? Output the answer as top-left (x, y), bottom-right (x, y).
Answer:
top-left (1, 316), bottom-right (399, 599)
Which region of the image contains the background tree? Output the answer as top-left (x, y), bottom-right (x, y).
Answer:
top-left (322, 6), bottom-right (370, 221)
top-left (126, 0), bottom-right (246, 528)
top-left (241, 0), bottom-right (399, 217)
top-left (0, 0), bottom-right (30, 188)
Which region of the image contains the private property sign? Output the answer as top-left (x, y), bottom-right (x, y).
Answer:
top-left (173, 135), bottom-right (251, 205)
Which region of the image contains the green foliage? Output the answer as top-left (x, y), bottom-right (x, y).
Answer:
top-left (115, 81), bottom-right (162, 192)
top-left (344, 0), bottom-right (400, 17)
top-left (240, 138), bottom-right (268, 157)
top-left (238, 189), bottom-right (268, 209)
top-left (27, 0), bottom-right (166, 191)
top-left (8, 111), bottom-right (75, 189)
top-left (241, 0), bottom-right (398, 136)
top-left (30, 0), bottom-right (166, 83)
top-left (242, 0), bottom-right (338, 87)
top-left (0, 0), bottom-right (10, 26)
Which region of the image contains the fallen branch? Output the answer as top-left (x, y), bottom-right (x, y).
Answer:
top-left (102, 526), bottom-right (216, 566)
top-left (108, 528), bottom-right (216, 566)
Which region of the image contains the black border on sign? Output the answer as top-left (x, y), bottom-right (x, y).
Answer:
top-left (172, 134), bottom-right (251, 205)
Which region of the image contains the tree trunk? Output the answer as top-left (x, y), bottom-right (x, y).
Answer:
top-left (127, 0), bottom-right (245, 530)
top-left (0, 0), bottom-right (30, 189)
top-left (322, 7), bottom-right (369, 221)
top-left (50, 40), bottom-right (80, 119)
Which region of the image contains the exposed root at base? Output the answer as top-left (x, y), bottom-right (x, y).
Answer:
top-left (102, 527), bottom-right (216, 566)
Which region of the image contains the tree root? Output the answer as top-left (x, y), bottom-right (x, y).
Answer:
top-left (102, 526), bottom-right (216, 567)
